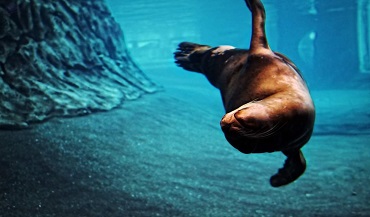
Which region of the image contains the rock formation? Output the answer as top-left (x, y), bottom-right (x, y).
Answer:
top-left (0, 0), bottom-right (157, 129)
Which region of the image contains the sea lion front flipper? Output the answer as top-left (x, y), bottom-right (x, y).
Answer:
top-left (270, 150), bottom-right (307, 187)
top-left (244, 0), bottom-right (272, 54)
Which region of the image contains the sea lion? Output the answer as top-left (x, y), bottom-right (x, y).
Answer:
top-left (174, 0), bottom-right (315, 187)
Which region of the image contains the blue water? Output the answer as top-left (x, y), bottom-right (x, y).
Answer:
top-left (1, 1), bottom-right (369, 216)
top-left (107, 0), bottom-right (369, 89)
top-left (104, 0), bottom-right (370, 216)
top-left (106, 0), bottom-right (370, 146)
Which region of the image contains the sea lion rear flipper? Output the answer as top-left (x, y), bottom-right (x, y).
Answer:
top-left (174, 42), bottom-right (211, 73)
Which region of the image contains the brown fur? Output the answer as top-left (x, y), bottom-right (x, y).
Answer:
top-left (174, 0), bottom-right (315, 187)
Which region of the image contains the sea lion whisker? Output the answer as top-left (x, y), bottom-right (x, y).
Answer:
top-left (257, 121), bottom-right (287, 138)
top-left (239, 120), bottom-right (287, 138)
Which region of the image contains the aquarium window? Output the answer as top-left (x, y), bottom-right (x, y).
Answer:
top-left (358, 0), bottom-right (370, 73)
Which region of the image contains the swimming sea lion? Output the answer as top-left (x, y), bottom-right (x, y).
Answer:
top-left (174, 0), bottom-right (315, 187)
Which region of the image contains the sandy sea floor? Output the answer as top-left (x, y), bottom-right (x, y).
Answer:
top-left (0, 66), bottom-right (369, 217)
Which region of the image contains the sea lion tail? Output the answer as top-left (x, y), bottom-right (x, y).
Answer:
top-left (174, 42), bottom-right (211, 73)
top-left (244, 0), bottom-right (272, 54)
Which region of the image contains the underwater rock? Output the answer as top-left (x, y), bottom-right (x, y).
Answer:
top-left (0, 0), bottom-right (157, 129)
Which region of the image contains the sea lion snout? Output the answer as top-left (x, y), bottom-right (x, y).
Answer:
top-left (220, 105), bottom-right (273, 139)
top-left (220, 112), bottom-right (248, 139)
top-left (220, 112), bottom-right (235, 133)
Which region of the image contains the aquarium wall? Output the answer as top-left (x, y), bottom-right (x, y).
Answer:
top-left (0, 0), bottom-right (157, 129)
top-left (107, 0), bottom-right (367, 89)
top-left (358, 0), bottom-right (370, 73)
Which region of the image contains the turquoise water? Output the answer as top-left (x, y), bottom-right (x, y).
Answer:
top-left (105, 0), bottom-right (370, 216)
top-left (1, 1), bottom-right (369, 216)
top-left (107, 0), bottom-right (369, 89)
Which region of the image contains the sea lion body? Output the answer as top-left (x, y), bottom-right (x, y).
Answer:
top-left (174, 0), bottom-right (315, 187)
top-left (176, 43), bottom-right (314, 154)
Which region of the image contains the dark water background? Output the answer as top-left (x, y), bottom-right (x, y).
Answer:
top-left (1, 0), bottom-right (369, 216)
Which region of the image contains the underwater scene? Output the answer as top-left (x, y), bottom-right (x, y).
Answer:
top-left (0, 0), bottom-right (369, 216)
